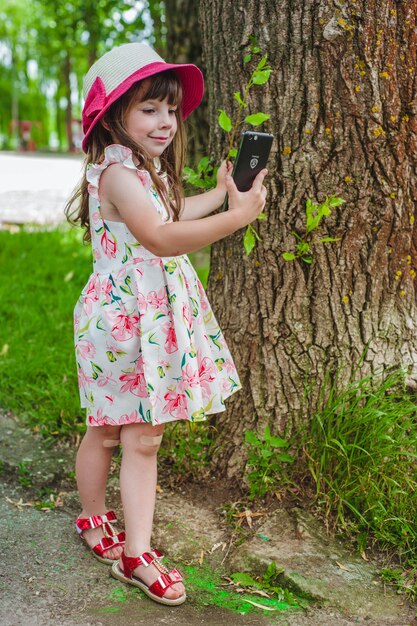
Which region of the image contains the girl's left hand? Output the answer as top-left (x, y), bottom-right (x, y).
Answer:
top-left (216, 160), bottom-right (233, 194)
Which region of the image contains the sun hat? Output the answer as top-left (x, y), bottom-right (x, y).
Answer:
top-left (81, 42), bottom-right (204, 152)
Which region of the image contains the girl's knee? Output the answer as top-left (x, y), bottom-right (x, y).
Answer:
top-left (120, 424), bottom-right (164, 456)
top-left (86, 424), bottom-right (121, 446)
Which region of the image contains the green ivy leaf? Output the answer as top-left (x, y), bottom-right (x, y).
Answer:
top-left (252, 69), bottom-right (272, 85)
top-left (245, 430), bottom-right (259, 445)
top-left (302, 256), bottom-right (313, 264)
top-left (257, 212), bottom-right (266, 221)
top-left (244, 53), bottom-right (252, 63)
top-left (319, 237), bottom-right (340, 243)
top-left (257, 55), bottom-right (268, 70)
top-left (218, 109), bottom-right (232, 132)
top-left (252, 46), bottom-right (260, 54)
top-left (282, 252), bottom-right (296, 261)
top-left (328, 196), bottom-right (345, 207)
top-left (244, 112), bottom-right (270, 126)
top-left (197, 156), bottom-right (210, 172)
top-left (231, 572), bottom-right (259, 587)
top-left (234, 91), bottom-right (247, 107)
top-left (228, 148), bottom-right (238, 158)
top-left (244, 226), bottom-right (256, 255)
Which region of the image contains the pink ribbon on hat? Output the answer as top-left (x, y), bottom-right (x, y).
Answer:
top-left (82, 77), bottom-right (107, 134)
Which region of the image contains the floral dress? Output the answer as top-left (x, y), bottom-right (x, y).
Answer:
top-left (74, 144), bottom-right (241, 426)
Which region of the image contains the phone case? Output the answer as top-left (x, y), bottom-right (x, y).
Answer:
top-left (223, 131), bottom-right (273, 209)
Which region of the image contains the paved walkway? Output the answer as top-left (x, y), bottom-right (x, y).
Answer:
top-left (0, 151), bottom-right (83, 226)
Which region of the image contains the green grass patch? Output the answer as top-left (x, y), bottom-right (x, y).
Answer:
top-left (300, 368), bottom-right (417, 582)
top-left (177, 563), bottom-right (302, 617)
top-left (0, 227), bottom-right (210, 437)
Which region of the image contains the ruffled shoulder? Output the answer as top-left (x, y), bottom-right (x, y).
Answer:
top-left (86, 144), bottom-right (152, 199)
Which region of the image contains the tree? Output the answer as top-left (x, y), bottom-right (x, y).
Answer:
top-left (199, 0), bottom-right (417, 478)
top-left (157, 0), bottom-right (209, 164)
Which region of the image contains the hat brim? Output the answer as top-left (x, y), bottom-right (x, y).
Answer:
top-left (81, 61), bottom-right (204, 152)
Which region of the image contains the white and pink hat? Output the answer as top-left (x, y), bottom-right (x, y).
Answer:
top-left (81, 42), bottom-right (204, 152)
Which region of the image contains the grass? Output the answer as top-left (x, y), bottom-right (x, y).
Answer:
top-left (299, 368), bottom-right (417, 593)
top-left (0, 227), bottom-right (210, 438)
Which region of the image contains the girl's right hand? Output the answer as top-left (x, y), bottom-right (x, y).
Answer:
top-left (225, 168), bottom-right (268, 227)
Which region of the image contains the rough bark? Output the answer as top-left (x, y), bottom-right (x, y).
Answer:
top-left (164, 0), bottom-right (209, 164)
top-left (199, 0), bottom-right (417, 478)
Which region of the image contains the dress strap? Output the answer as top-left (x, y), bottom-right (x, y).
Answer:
top-left (86, 144), bottom-right (151, 200)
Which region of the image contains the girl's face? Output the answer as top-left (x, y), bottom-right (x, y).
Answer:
top-left (125, 80), bottom-right (178, 158)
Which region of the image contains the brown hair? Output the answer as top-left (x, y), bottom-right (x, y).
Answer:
top-left (65, 70), bottom-right (186, 242)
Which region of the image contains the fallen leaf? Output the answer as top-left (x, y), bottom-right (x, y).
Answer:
top-left (245, 509), bottom-right (253, 528)
top-left (242, 599), bottom-right (276, 611)
top-left (156, 484), bottom-right (163, 493)
top-left (198, 549), bottom-right (204, 565)
top-left (361, 551), bottom-right (368, 561)
top-left (5, 497), bottom-right (33, 509)
top-left (210, 542), bottom-right (224, 553)
top-left (336, 561), bottom-right (351, 572)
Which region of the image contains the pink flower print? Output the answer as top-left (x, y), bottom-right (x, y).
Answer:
top-left (223, 358), bottom-right (236, 373)
top-left (182, 303), bottom-right (192, 330)
top-left (77, 339), bottom-right (96, 360)
top-left (92, 211), bottom-right (100, 224)
top-left (119, 359), bottom-right (148, 397)
top-left (94, 408), bottom-right (117, 425)
top-left (197, 279), bottom-right (209, 312)
top-left (163, 391), bottom-right (189, 420)
top-left (136, 291), bottom-right (148, 313)
top-left (161, 321), bottom-right (178, 354)
top-left (105, 394), bottom-right (114, 404)
top-left (93, 246), bottom-right (102, 262)
top-left (120, 409), bottom-right (140, 424)
top-left (100, 278), bottom-right (113, 304)
top-left (84, 274), bottom-right (101, 314)
top-left (96, 370), bottom-right (116, 387)
top-left (136, 170), bottom-right (151, 191)
top-left (77, 366), bottom-right (94, 391)
top-left (106, 305), bottom-right (140, 341)
top-left (198, 355), bottom-right (217, 400)
top-left (101, 229), bottom-right (117, 258)
top-left (74, 313), bottom-right (80, 332)
top-left (220, 378), bottom-right (232, 394)
top-left (178, 363), bottom-right (200, 393)
top-left (147, 287), bottom-right (169, 315)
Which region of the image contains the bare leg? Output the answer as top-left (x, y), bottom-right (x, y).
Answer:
top-left (76, 424), bottom-right (122, 560)
top-left (119, 423), bottom-right (185, 599)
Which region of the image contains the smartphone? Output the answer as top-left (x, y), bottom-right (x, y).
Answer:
top-left (223, 131), bottom-right (273, 209)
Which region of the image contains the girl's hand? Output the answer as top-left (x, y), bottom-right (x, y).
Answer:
top-left (215, 160), bottom-right (233, 194)
top-left (225, 168), bottom-right (268, 227)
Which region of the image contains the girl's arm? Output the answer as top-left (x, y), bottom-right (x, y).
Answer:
top-left (180, 161), bottom-right (230, 221)
top-left (99, 162), bottom-right (267, 258)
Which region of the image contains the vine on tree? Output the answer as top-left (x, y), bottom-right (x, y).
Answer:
top-left (282, 196), bottom-right (345, 264)
top-left (183, 36), bottom-right (272, 255)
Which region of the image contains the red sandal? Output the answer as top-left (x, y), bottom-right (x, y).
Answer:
top-left (75, 510), bottom-right (125, 564)
top-left (111, 549), bottom-right (186, 606)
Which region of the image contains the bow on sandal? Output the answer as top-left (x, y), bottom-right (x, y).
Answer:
top-left (75, 510), bottom-right (125, 564)
top-left (111, 549), bottom-right (186, 606)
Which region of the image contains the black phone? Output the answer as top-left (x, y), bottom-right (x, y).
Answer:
top-left (223, 130), bottom-right (273, 209)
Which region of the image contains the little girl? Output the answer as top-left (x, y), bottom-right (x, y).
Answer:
top-left (66, 42), bottom-right (267, 606)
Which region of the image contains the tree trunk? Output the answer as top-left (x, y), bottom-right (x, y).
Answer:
top-left (199, 0), bottom-right (417, 479)
top-left (164, 0), bottom-right (209, 165)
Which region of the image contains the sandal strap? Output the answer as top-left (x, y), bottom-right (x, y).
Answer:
top-left (76, 510), bottom-right (117, 532)
top-left (148, 569), bottom-right (183, 598)
top-left (92, 531), bottom-right (126, 558)
top-left (121, 550), bottom-right (155, 578)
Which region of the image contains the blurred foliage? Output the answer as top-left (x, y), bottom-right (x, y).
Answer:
top-left (0, 1), bottom-right (161, 150)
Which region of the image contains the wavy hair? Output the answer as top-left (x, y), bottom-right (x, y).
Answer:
top-left (65, 70), bottom-right (186, 242)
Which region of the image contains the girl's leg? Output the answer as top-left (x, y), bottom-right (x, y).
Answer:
top-left (76, 424), bottom-right (122, 560)
top-left (119, 422), bottom-right (185, 599)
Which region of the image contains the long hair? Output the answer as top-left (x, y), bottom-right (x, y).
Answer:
top-left (65, 70), bottom-right (187, 242)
